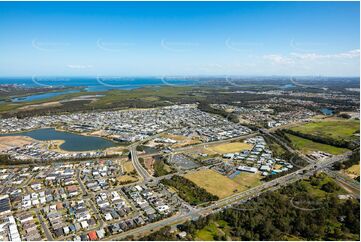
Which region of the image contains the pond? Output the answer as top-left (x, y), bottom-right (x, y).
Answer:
top-left (320, 108), bottom-right (334, 116)
top-left (0, 128), bottom-right (117, 151)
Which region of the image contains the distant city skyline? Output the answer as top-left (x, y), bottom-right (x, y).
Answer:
top-left (0, 1), bottom-right (359, 77)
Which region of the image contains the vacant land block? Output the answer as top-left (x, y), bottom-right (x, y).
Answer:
top-left (123, 161), bottom-right (135, 173)
top-left (184, 169), bottom-right (243, 198)
top-left (290, 119), bottom-right (359, 142)
top-left (210, 142), bottom-right (253, 154)
top-left (232, 172), bottom-right (262, 191)
top-left (345, 164), bottom-right (360, 178)
top-left (0, 136), bottom-right (34, 152)
top-left (170, 154), bottom-right (199, 169)
top-left (286, 134), bottom-right (349, 155)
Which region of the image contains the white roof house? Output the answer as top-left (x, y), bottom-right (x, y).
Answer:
top-left (237, 166), bottom-right (258, 173)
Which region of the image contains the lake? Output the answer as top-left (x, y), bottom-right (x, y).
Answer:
top-left (0, 128), bottom-right (117, 151)
top-left (281, 83), bottom-right (296, 89)
top-left (320, 108), bottom-right (334, 115)
top-left (12, 90), bottom-right (80, 102)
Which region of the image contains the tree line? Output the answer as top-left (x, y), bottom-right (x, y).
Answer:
top-left (161, 175), bottom-right (218, 205)
top-left (282, 129), bottom-right (357, 149)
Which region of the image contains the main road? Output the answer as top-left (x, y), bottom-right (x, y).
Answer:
top-left (103, 153), bottom-right (350, 241)
top-left (129, 145), bottom-right (152, 181)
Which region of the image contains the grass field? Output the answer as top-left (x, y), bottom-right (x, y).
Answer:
top-left (118, 161), bottom-right (138, 183)
top-left (195, 220), bottom-right (231, 241)
top-left (232, 172), bottom-right (263, 191)
top-left (184, 169), bottom-right (243, 198)
top-left (346, 164), bottom-right (360, 175)
top-left (290, 119), bottom-right (359, 142)
top-left (345, 164), bottom-right (360, 178)
top-left (266, 139), bottom-right (286, 157)
top-left (116, 175), bottom-right (138, 183)
top-left (160, 133), bottom-right (187, 141)
top-left (209, 142), bottom-right (253, 154)
top-left (123, 161), bottom-right (135, 173)
top-left (286, 134), bottom-right (349, 155)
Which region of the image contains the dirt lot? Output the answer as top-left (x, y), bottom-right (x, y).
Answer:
top-left (18, 101), bottom-right (62, 110)
top-left (143, 156), bottom-right (155, 174)
top-left (0, 136), bottom-right (34, 152)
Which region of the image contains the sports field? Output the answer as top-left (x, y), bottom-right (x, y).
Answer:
top-left (184, 169), bottom-right (243, 198)
top-left (290, 119), bottom-right (359, 142)
top-left (286, 134), bottom-right (349, 155)
top-left (209, 142), bottom-right (253, 154)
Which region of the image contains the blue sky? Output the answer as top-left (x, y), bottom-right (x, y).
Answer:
top-left (0, 1), bottom-right (359, 77)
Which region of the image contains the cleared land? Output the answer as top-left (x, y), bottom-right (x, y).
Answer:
top-left (123, 161), bottom-right (135, 173)
top-left (0, 136), bottom-right (34, 152)
top-left (232, 172), bottom-right (263, 191)
top-left (18, 101), bottom-right (62, 110)
top-left (117, 160), bottom-right (138, 184)
top-left (286, 134), bottom-right (349, 155)
top-left (209, 142), bottom-right (253, 154)
top-left (344, 164), bottom-right (360, 179)
top-left (161, 175), bottom-right (218, 205)
top-left (143, 156), bottom-right (155, 174)
top-left (159, 133), bottom-right (202, 148)
top-left (290, 119), bottom-right (359, 142)
top-left (117, 175), bottom-right (138, 184)
top-left (184, 169), bottom-right (243, 198)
